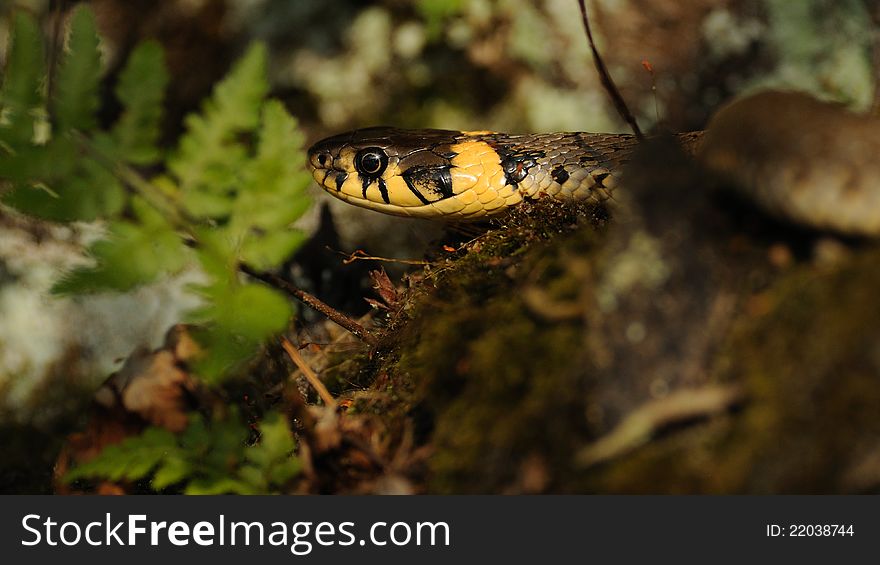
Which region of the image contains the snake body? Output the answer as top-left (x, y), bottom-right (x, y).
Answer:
top-left (307, 91), bottom-right (880, 234)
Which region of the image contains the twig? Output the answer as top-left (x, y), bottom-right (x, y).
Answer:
top-left (239, 263), bottom-right (379, 347)
top-left (281, 337), bottom-right (337, 409)
top-left (576, 0), bottom-right (644, 140)
top-left (340, 248), bottom-right (432, 266)
top-left (641, 58), bottom-right (661, 125)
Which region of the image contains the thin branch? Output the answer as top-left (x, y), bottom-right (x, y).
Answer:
top-left (239, 263), bottom-right (380, 347)
top-left (641, 58), bottom-right (661, 125)
top-left (340, 248), bottom-right (432, 266)
top-left (281, 337), bottom-right (337, 409)
top-left (576, 0), bottom-right (644, 140)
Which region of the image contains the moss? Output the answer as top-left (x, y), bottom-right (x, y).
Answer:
top-left (422, 307), bottom-right (584, 492)
top-left (580, 247), bottom-right (880, 493)
top-left (715, 249), bottom-right (880, 492)
top-left (329, 169), bottom-right (880, 493)
top-left (350, 199), bottom-right (606, 492)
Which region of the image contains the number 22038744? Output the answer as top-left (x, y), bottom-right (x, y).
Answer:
top-left (766, 525), bottom-right (854, 537)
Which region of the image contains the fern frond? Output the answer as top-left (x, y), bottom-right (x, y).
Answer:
top-left (232, 100), bottom-right (312, 269)
top-left (111, 40), bottom-right (169, 164)
top-left (53, 196), bottom-right (188, 293)
top-left (65, 412), bottom-right (300, 494)
top-left (0, 12), bottom-right (46, 146)
top-left (170, 43), bottom-right (269, 214)
top-left (52, 5), bottom-right (102, 133)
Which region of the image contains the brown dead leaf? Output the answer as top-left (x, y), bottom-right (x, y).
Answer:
top-left (55, 325), bottom-right (207, 493)
top-left (369, 268), bottom-right (399, 309)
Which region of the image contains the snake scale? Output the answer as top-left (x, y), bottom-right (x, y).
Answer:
top-left (307, 91), bottom-right (880, 235)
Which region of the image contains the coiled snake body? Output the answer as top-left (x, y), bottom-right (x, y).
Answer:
top-left (307, 91), bottom-right (880, 235)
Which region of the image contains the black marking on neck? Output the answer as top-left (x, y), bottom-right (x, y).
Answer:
top-left (436, 166), bottom-right (454, 199)
top-left (593, 172), bottom-right (611, 187)
top-left (402, 170), bottom-right (432, 205)
top-left (551, 166), bottom-right (569, 185)
top-left (377, 178), bottom-right (390, 204)
top-left (488, 140), bottom-right (544, 187)
top-left (335, 172), bottom-right (348, 191)
top-left (402, 165), bottom-right (455, 203)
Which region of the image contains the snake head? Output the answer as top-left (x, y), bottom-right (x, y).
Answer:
top-left (307, 127), bottom-right (400, 206)
top-left (307, 127), bottom-right (520, 219)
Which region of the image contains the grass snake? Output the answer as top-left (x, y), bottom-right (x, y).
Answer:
top-left (307, 91), bottom-right (880, 235)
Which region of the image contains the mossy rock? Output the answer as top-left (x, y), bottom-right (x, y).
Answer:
top-left (351, 145), bottom-right (880, 493)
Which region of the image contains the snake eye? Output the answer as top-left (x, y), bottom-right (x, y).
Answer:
top-left (355, 147), bottom-right (388, 177)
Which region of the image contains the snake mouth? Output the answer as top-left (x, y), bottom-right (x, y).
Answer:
top-left (306, 154), bottom-right (462, 218)
top-left (311, 167), bottom-right (351, 193)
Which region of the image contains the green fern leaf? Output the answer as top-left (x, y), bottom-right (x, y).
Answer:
top-left (53, 196), bottom-right (187, 292)
top-left (4, 153), bottom-right (125, 221)
top-left (1, 9), bottom-right (123, 222)
top-left (65, 411), bottom-right (301, 493)
top-left (185, 227), bottom-right (293, 380)
top-left (150, 456), bottom-right (192, 490)
top-left (64, 427), bottom-right (178, 483)
top-left (4, 20), bottom-right (312, 385)
top-left (233, 101), bottom-right (312, 229)
top-left (0, 12), bottom-right (46, 147)
top-left (0, 136), bottom-right (76, 184)
top-left (229, 100), bottom-right (311, 269)
top-left (170, 43), bottom-right (269, 215)
top-left (189, 281), bottom-right (293, 381)
top-left (110, 40), bottom-right (169, 164)
top-left (231, 100), bottom-right (312, 269)
top-left (52, 5), bottom-right (102, 133)
top-left (246, 412), bottom-right (301, 486)
top-left (240, 230), bottom-right (308, 272)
